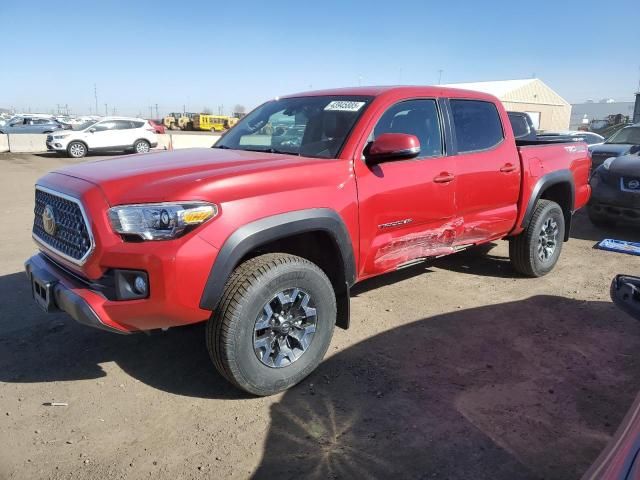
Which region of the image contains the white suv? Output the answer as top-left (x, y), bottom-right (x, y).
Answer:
top-left (47, 117), bottom-right (158, 158)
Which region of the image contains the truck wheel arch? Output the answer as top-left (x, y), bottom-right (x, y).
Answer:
top-left (521, 170), bottom-right (575, 241)
top-left (199, 208), bottom-right (356, 328)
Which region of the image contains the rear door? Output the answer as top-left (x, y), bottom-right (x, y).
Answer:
top-left (354, 98), bottom-right (458, 277)
top-left (113, 120), bottom-right (137, 146)
top-left (447, 99), bottom-right (521, 245)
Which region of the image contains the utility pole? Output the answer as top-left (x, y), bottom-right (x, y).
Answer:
top-left (112, 107), bottom-right (116, 115)
top-left (56, 104), bottom-right (60, 114)
top-left (149, 106), bottom-right (153, 119)
top-left (155, 104), bottom-right (159, 120)
top-left (437, 69), bottom-right (443, 85)
top-left (65, 104), bottom-right (69, 115)
top-left (94, 84), bottom-right (98, 116)
top-left (183, 104), bottom-right (186, 115)
top-left (104, 103), bottom-right (108, 116)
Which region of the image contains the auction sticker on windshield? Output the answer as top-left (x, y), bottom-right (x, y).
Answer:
top-left (324, 101), bottom-right (366, 112)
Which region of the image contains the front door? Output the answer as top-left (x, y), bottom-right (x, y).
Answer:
top-left (354, 98), bottom-right (458, 278)
top-left (86, 120), bottom-right (118, 149)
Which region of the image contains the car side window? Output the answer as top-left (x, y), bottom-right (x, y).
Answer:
top-left (113, 120), bottom-right (134, 130)
top-left (450, 100), bottom-right (504, 153)
top-left (93, 121), bottom-right (117, 132)
top-left (372, 99), bottom-right (443, 158)
top-left (132, 121), bottom-right (145, 128)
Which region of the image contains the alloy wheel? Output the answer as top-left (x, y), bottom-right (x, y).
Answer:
top-left (253, 288), bottom-right (317, 368)
top-left (537, 217), bottom-right (559, 262)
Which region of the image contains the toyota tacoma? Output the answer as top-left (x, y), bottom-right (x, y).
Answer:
top-left (25, 86), bottom-right (591, 395)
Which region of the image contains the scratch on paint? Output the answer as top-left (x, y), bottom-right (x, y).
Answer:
top-left (374, 218), bottom-right (463, 269)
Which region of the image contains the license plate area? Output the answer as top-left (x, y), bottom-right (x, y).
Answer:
top-left (29, 267), bottom-right (59, 312)
top-left (621, 177), bottom-right (640, 193)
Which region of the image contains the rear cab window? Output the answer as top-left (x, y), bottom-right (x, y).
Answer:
top-left (450, 99), bottom-right (504, 153)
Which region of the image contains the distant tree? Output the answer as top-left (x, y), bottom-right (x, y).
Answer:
top-left (202, 107), bottom-right (212, 114)
top-left (234, 104), bottom-right (246, 115)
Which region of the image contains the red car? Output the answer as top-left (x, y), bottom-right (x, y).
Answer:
top-left (147, 119), bottom-right (165, 134)
top-left (25, 86), bottom-right (591, 395)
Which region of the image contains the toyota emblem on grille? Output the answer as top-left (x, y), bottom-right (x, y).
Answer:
top-left (42, 205), bottom-right (57, 236)
top-left (628, 180), bottom-right (640, 189)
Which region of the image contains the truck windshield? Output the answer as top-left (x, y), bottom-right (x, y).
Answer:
top-left (215, 96), bottom-right (373, 158)
top-left (606, 126), bottom-right (640, 145)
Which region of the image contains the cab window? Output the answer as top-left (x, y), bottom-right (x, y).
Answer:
top-left (450, 100), bottom-right (504, 153)
top-left (372, 99), bottom-right (443, 158)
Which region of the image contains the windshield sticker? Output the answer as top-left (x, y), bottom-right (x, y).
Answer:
top-left (324, 101), bottom-right (366, 112)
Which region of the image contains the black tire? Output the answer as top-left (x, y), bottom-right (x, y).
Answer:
top-left (587, 205), bottom-right (615, 228)
top-left (67, 141), bottom-right (87, 158)
top-left (206, 253), bottom-right (336, 396)
top-left (133, 139), bottom-right (150, 154)
top-left (509, 200), bottom-right (565, 277)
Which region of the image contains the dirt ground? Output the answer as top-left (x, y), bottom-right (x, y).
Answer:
top-left (1, 152), bottom-right (640, 480)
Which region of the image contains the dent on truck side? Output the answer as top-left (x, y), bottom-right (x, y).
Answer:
top-left (198, 208), bottom-right (356, 313)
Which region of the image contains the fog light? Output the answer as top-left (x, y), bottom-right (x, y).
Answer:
top-left (134, 275), bottom-right (148, 295)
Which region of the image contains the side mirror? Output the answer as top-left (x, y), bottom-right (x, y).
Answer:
top-left (365, 133), bottom-right (420, 165)
top-left (611, 275), bottom-right (640, 320)
top-left (88, 128), bottom-right (96, 133)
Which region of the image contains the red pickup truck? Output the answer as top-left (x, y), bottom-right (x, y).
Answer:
top-left (25, 86), bottom-right (591, 395)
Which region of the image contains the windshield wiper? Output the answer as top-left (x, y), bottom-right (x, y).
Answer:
top-left (241, 147), bottom-right (300, 156)
top-left (212, 144), bottom-right (231, 149)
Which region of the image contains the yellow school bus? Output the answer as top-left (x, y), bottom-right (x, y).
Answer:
top-left (192, 114), bottom-right (230, 132)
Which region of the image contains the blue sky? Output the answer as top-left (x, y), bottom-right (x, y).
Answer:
top-left (1, 0), bottom-right (638, 117)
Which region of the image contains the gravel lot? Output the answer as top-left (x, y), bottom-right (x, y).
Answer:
top-left (1, 152), bottom-right (640, 479)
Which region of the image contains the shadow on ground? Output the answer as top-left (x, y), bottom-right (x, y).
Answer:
top-left (570, 210), bottom-right (640, 243)
top-left (0, 272), bottom-right (243, 400)
top-left (254, 295), bottom-right (640, 480)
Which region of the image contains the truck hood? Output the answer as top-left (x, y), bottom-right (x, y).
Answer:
top-left (52, 148), bottom-right (337, 205)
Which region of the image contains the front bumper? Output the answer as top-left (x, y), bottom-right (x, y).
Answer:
top-left (25, 230), bottom-right (218, 333)
top-left (25, 254), bottom-right (128, 333)
top-left (46, 140), bottom-right (66, 151)
top-left (589, 177), bottom-right (640, 224)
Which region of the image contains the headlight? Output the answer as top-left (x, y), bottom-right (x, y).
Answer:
top-left (108, 202), bottom-right (218, 240)
top-left (603, 157), bottom-right (616, 170)
top-left (53, 134), bottom-right (69, 140)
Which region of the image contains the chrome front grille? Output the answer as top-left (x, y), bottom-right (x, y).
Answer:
top-left (32, 186), bottom-right (94, 264)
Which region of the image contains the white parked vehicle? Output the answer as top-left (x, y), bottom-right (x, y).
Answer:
top-left (46, 117), bottom-right (158, 158)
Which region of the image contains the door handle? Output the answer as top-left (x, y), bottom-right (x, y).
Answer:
top-left (500, 163), bottom-right (517, 173)
top-left (433, 172), bottom-right (455, 183)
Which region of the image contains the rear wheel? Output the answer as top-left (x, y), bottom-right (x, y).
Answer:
top-left (206, 253), bottom-right (336, 396)
top-left (509, 199), bottom-right (565, 277)
top-left (67, 141), bottom-right (87, 158)
top-left (133, 139), bottom-right (150, 154)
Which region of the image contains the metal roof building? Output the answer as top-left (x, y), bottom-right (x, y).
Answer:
top-left (444, 79), bottom-right (571, 131)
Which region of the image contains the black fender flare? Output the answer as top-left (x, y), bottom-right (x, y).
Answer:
top-left (521, 169), bottom-right (575, 241)
top-left (199, 208), bottom-right (356, 311)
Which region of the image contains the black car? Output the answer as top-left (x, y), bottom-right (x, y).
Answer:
top-left (589, 123), bottom-right (640, 168)
top-left (588, 152), bottom-right (640, 226)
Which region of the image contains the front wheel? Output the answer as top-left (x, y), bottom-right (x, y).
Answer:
top-left (67, 141), bottom-right (87, 158)
top-left (509, 199), bottom-right (565, 277)
top-left (133, 139), bottom-right (150, 154)
top-left (206, 253), bottom-right (336, 396)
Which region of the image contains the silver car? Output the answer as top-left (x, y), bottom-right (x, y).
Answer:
top-left (0, 116), bottom-right (68, 134)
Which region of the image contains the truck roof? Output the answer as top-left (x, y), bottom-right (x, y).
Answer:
top-left (281, 85), bottom-right (500, 103)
